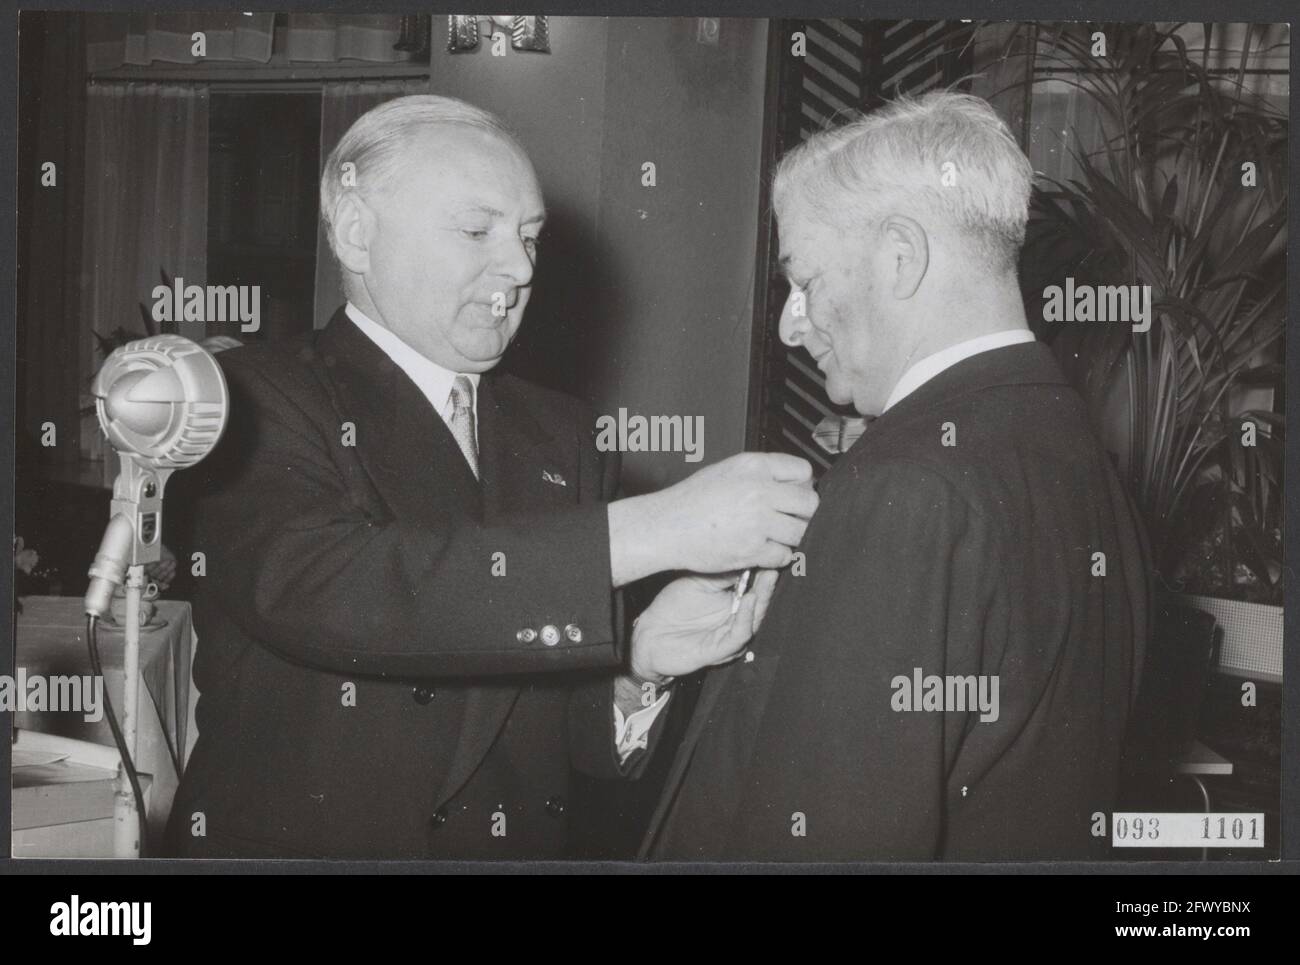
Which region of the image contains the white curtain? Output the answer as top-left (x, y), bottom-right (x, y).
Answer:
top-left (86, 13), bottom-right (418, 71)
top-left (86, 13), bottom-right (275, 71)
top-left (313, 78), bottom-right (429, 330)
top-left (285, 14), bottom-right (415, 64)
top-left (80, 82), bottom-right (209, 468)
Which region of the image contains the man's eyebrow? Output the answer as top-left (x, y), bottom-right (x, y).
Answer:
top-left (456, 203), bottom-right (505, 218)
top-left (454, 202), bottom-right (547, 225)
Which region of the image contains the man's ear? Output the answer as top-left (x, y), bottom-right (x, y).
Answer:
top-left (882, 215), bottom-right (929, 300)
top-left (330, 192), bottom-right (377, 276)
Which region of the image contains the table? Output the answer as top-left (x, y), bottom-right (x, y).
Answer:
top-left (1175, 739), bottom-right (1235, 861)
top-left (13, 595), bottom-right (197, 849)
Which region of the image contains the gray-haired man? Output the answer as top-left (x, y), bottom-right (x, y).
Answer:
top-left (641, 92), bottom-right (1149, 861)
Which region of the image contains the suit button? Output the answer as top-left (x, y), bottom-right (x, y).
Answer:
top-left (564, 624), bottom-right (583, 643)
top-left (411, 685), bottom-right (435, 705)
top-left (430, 807), bottom-right (448, 828)
top-left (540, 624), bottom-right (561, 647)
top-left (545, 797), bottom-right (566, 818)
top-left (516, 628), bottom-right (537, 644)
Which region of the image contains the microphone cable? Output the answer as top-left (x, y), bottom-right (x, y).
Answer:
top-left (86, 613), bottom-right (149, 856)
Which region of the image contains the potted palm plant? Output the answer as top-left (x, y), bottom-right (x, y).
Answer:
top-left (971, 21), bottom-right (1286, 676)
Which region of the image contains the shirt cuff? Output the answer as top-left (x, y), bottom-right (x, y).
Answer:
top-left (613, 688), bottom-right (671, 765)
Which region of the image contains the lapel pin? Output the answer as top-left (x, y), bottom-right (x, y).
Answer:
top-left (542, 470), bottom-right (567, 487)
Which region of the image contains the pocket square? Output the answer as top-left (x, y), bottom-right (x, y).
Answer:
top-left (542, 470), bottom-right (567, 487)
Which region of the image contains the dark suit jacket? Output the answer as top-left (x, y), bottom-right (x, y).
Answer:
top-left (166, 309), bottom-right (634, 859)
top-left (643, 342), bottom-right (1150, 861)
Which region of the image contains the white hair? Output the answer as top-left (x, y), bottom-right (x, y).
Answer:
top-left (319, 94), bottom-right (523, 258)
top-left (773, 91), bottom-right (1034, 273)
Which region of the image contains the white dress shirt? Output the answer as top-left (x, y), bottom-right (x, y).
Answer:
top-left (344, 302), bottom-right (665, 764)
top-left (883, 329), bottom-right (1036, 413)
top-left (345, 303), bottom-right (479, 446)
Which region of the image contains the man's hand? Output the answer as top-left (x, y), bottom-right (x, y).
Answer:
top-left (144, 543), bottom-right (178, 593)
top-left (609, 453), bottom-right (817, 587)
top-left (631, 569), bottom-right (779, 684)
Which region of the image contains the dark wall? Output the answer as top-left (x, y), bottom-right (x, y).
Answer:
top-left (432, 17), bottom-right (771, 494)
top-left (429, 16), bottom-right (609, 404)
top-left (18, 11), bottom-right (88, 461)
top-left (590, 18), bottom-right (770, 494)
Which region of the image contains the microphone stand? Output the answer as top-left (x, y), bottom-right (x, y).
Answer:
top-left (115, 563), bottom-right (144, 860)
top-left (87, 453), bottom-right (172, 859)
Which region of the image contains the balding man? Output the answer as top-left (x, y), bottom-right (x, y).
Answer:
top-left (641, 93), bottom-right (1149, 861)
top-left (166, 95), bottom-right (814, 859)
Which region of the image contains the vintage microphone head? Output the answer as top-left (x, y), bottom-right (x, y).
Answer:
top-left (92, 335), bottom-right (229, 467)
top-left (84, 335), bottom-right (230, 617)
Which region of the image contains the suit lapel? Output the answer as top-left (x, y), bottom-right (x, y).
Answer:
top-left (476, 373), bottom-right (559, 521)
top-left (317, 309), bottom-right (481, 525)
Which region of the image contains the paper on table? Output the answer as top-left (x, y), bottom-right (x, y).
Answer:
top-left (12, 747), bottom-right (70, 768)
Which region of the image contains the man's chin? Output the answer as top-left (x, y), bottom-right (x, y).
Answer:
top-left (454, 332), bottom-right (513, 370)
top-left (824, 378), bottom-right (852, 408)
top-left (827, 380), bottom-right (879, 418)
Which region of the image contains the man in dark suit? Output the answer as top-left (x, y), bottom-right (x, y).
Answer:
top-left (641, 92), bottom-right (1149, 861)
top-left (165, 95), bottom-right (814, 859)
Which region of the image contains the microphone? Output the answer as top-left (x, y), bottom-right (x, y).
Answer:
top-left (84, 336), bottom-right (229, 617)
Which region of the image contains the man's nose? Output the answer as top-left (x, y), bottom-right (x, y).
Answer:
top-left (779, 289), bottom-right (811, 347)
top-left (494, 236), bottom-right (535, 289)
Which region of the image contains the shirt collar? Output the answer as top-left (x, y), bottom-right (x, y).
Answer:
top-left (883, 329), bottom-right (1036, 413)
top-left (344, 302), bottom-right (479, 416)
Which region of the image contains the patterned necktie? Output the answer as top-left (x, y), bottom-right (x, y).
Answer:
top-left (449, 375), bottom-right (479, 479)
top-left (812, 415), bottom-right (869, 455)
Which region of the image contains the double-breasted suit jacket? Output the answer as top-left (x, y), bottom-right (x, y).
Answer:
top-left (167, 308), bottom-right (634, 859)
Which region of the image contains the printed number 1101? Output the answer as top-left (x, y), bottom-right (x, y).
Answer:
top-left (1111, 812), bottom-right (1264, 848)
